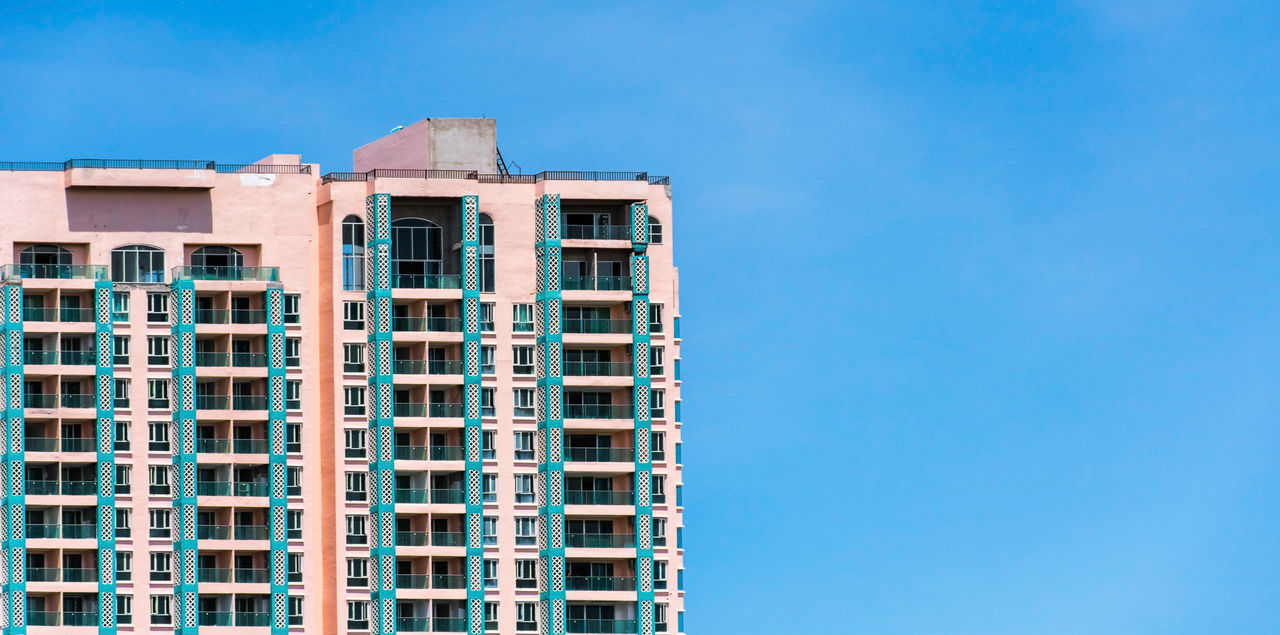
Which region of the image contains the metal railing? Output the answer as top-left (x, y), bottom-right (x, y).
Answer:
top-left (391, 274), bottom-right (462, 289)
top-left (172, 265), bottom-right (280, 281)
top-left (562, 275), bottom-right (633, 291)
top-left (567, 619), bottom-right (639, 634)
top-left (567, 533), bottom-right (635, 548)
top-left (321, 169), bottom-right (668, 185)
top-left (392, 316), bottom-right (463, 332)
top-left (564, 404), bottom-right (633, 419)
top-left (0, 159), bottom-right (310, 173)
top-left (564, 489), bottom-right (635, 505)
top-left (563, 361), bottom-right (632, 377)
top-left (562, 224), bottom-right (631, 240)
top-left (565, 575), bottom-right (637, 591)
top-left (1, 264), bottom-right (109, 280)
top-left (563, 319), bottom-right (632, 334)
top-left (566, 447), bottom-right (635, 462)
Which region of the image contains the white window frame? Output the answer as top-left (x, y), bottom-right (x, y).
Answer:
top-left (512, 345), bottom-right (534, 375)
top-left (343, 301), bottom-right (365, 330)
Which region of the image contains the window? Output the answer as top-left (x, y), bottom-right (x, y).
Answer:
top-left (148, 421), bottom-right (170, 452)
top-left (149, 465), bottom-right (170, 496)
top-left (287, 380), bottom-right (301, 410)
top-left (151, 595), bottom-right (172, 624)
top-left (648, 215), bottom-right (663, 244)
top-left (481, 518), bottom-right (499, 550)
top-left (116, 508), bottom-right (131, 538)
top-left (346, 515), bottom-right (367, 545)
top-left (342, 215), bottom-right (367, 291)
top-left (114, 594), bottom-right (133, 625)
top-left (481, 429), bottom-right (495, 459)
top-left (390, 217), bottom-right (443, 285)
top-left (653, 518), bottom-right (666, 546)
top-left (343, 344), bottom-right (365, 373)
top-left (190, 245), bottom-right (244, 269)
top-left (651, 389), bottom-right (666, 419)
top-left (114, 378), bottom-right (130, 408)
top-left (286, 337), bottom-right (300, 366)
top-left (116, 465), bottom-right (131, 493)
top-left (288, 509), bottom-right (303, 539)
top-left (479, 213), bottom-right (495, 292)
top-left (512, 303), bottom-right (533, 332)
top-left (654, 560), bottom-right (668, 589)
top-left (288, 466), bottom-right (302, 496)
top-left (115, 420), bottom-right (130, 451)
top-left (484, 601), bottom-right (499, 630)
top-left (112, 291), bottom-right (130, 321)
top-left (517, 602), bottom-right (538, 631)
top-left (652, 474), bottom-right (666, 504)
top-left (514, 475), bottom-right (535, 504)
top-left (147, 336), bottom-right (169, 366)
top-left (288, 552), bottom-right (303, 582)
top-left (149, 509), bottom-right (170, 538)
top-left (650, 304), bottom-right (664, 333)
top-left (111, 245), bottom-right (165, 282)
top-left (17, 244), bottom-right (71, 273)
top-left (482, 475), bottom-right (497, 503)
top-left (344, 386), bottom-right (366, 416)
top-left (343, 301), bottom-right (365, 330)
top-left (284, 294), bottom-right (300, 324)
top-left (515, 560), bottom-right (536, 589)
top-left (482, 388), bottom-right (495, 417)
top-left (117, 552), bottom-right (132, 581)
top-left (347, 600), bottom-right (369, 630)
top-left (655, 603), bottom-right (669, 631)
top-left (346, 557), bottom-right (368, 587)
top-left (113, 335), bottom-right (129, 365)
top-left (480, 302), bottom-right (495, 332)
top-left (651, 346), bottom-right (664, 376)
top-left (513, 389), bottom-right (535, 419)
top-left (147, 379), bottom-right (169, 409)
top-left (651, 432), bottom-right (666, 462)
top-left (289, 596), bottom-right (303, 625)
top-left (515, 516), bottom-right (536, 545)
top-left (146, 292), bottom-right (168, 323)
top-left (513, 346), bottom-right (533, 375)
top-left (483, 559), bottom-right (498, 587)
top-left (345, 472), bottom-right (367, 501)
top-left (344, 429), bottom-right (366, 458)
top-left (150, 552), bottom-right (172, 581)
top-left (513, 431), bottom-right (534, 460)
top-left (481, 345), bottom-right (495, 375)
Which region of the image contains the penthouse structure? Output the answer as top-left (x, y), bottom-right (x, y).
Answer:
top-left (0, 118), bottom-right (685, 635)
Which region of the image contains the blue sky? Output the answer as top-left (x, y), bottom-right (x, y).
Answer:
top-left (3, 1), bottom-right (1279, 633)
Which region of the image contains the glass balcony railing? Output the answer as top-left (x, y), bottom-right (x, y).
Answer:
top-left (395, 530), bottom-right (429, 546)
top-left (564, 404), bottom-right (633, 419)
top-left (235, 568), bottom-right (268, 584)
top-left (197, 525), bottom-right (230, 540)
top-left (393, 446), bottom-right (464, 461)
top-left (197, 481), bottom-right (232, 496)
top-left (564, 490), bottom-right (635, 506)
top-left (27, 611), bottom-right (60, 626)
top-left (431, 403), bottom-right (464, 418)
top-left (195, 352), bottom-right (228, 366)
top-left (27, 567), bottom-right (59, 581)
top-left (63, 612), bottom-right (99, 627)
top-left (25, 480), bottom-right (58, 495)
top-left (397, 617), bottom-right (431, 632)
top-left (565, 576), bottom-right (637, 591)
top-left (566, 447), bottom-right (635, 462)
top-left (198, 568), bottom-right (231, 583)
top-left (195, 309), bottom-right (229, 324)
top-left (428, 489), bottom-right (465, 504)
top-left (60, 351), bottom-right (96, 365)
top-left (195, 395), bottom-right (230, 409)
top-left (394, 402), bottom-right (425, 417)
top-left (563, 319), bottom-right (632, 334)
top-left (62, 480), bottom-right (96, 495)
top-left (172, 265), bottom-right (279, 282)
top-left (392, 359), bottom-right (465, 375)
top-left (21, 306), bottom-right (55, 322)
top-left (236, 612), bottom-right (271, 627)
top-left (198, 611), bottom-right (233, 626)
top-left (567, 619), bottom-right (638, 634)
top-left (22, 350), bottom-right (56, 365)
top-left (235, 525), bottom-right (268, 540)
top-left (26, 524), bottom-right (59, 538)
top-left (61, 437), bottom-right (96, 452)
top-left (233, 439), bottom-right (268, 454)
top-left (395, 489), bottom-right (428, 504)
top-left (562, 224), bottom-right (631, 240)
top-left (390, 274), bottom-right (462, 289)
top-left (235, 482), bottom-right (269, 497)
top-left (22, 394), bottom-right (55, 408)
top-left (62, 524), bottom-right (97, 539)
top-left (562, 276), bottom-right (632, 291)
top-left (24, 437), bottom-right (56, 452)
top-left (396, 573), bottom-right (430, 588)
top-left (60, 567), bottom-right (99, 582)
top-left (2, 263), bottom-right (108, 280)
top-left (61, 393), bottom-right (94, 408)
top-left (230, 309), bottom-right (267, 324)
top-left (392, 316), bottom-right (463, 332)
top-left (431, 574), bottom-right (466, 589)
top-left (196, 439), bottom-right (231, 453)
top-left (433, 617), bottom-right (467, 632)
top-left (563, 361), bottom-right (633, 376)
top-left (567, 533), bottom-right (635, 548)
top-left (232, 396), bottom-right (268, 410)
top-left (232, 352), bottom-right (268, 367)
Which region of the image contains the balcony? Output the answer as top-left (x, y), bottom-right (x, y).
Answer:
top-left (25, 480), bottom-right (95, 496)
top-left (61, 567), bottom-right (99, 582)
top-left (27, 611), bottom-right (61, 626)
top-left (197, 481), bottom-right (231, 496)
top-left (197, 525), bottom-right (231, 540)
top-left (23, 394), bottom-right (56, 408)
top-left (396, 573), bottom-right (430, 589)
top-left (236, 525), bottom-right (268, 540)
top-left (26, 523), bottom-right (60, 538)
top-left (394, 446), bottom-right (464, 461)
top-left (59, 351), bottom-right (97, 365)
top-left (566, 447), bottom-right (634, 462)
top-left (432, 531), bottom-right (465, 546)
top-left (562, 276), bottom-right (632, 292)
top-left (233, 439), bottom-right (269, 454)
top-left (565, 404), bottom-right (633, 419)
top-left (397, 617), bottom-right (431, 632)
top-left (1, 263), bottom-right (108, 280)
top-left (63, 612), bottom-right (99, 627)
top-left (564, 361), bottom-right (632, 377)
top-left (172, 265), bottom-right (279, 282)
top-left (195, 352), bottom-right (269, 367)
top-left (236, 612), bottom-right (271, 626)
top-left (28, 567), bottom-right (60, 581)
top-left (392, 316), bottom-right (463, 332)
top-left (395, 531), bottom-right (429, 546)
top-left (431, 574), bottom-right (466, 589)
top-left (390, 274), bottom-right (461, 289)
top-left (567, 533), bottom-right (635, 548)
top-left (562, 224), bottom-right (631, 240)
top-left (230, 309), bottom-right (268, 324)
top-left (196, 439), bottom-right (231, 453)
top-left (22, 350), bottom-right (57, 365)
top-left (568, 619), bottom-right (638, 634)
top-left (198, 611), bottom-right (233, 626)
top-left (235, 568), bottom-right (268, 583)
top-left (564, 319), bottom-right (632, 335)
top-left (393, 402), bottom-right (464, 418)
top-left (565, 576), bottom-right (637, 591)
top-left (433, 618), bottom-right (467, 632)
top-left (61, 393), bottom-right (95, 408)
top-left (195, 395), bottom-right (230, 409)
top-left (60, 437), bottom-right (97, 452)
top-left (393, 488), bottom-right (464, 504)
top-left (232, 396), bottom-right (268, 410)
top-left (565, 490), bottom-right (634, 506)
top-left (393, 360), bottom-right (464, 375)
top-left (62, 524), bottom-right (97, 539)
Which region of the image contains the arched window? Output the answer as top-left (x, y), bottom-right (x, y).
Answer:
top-left (111, 245), bottom-right (165, 283)
top-left (190, 246), bottom-right (244, 269)
top-left (18, 244), bottom-right (72, 278)
top-left (479, 213), bottom-right (495, 293)
top-left (648, 216), bottom-right (663, 244)
top-left (342, 215), bottom-right (366, 291)
top-left (390, 217), bottom-right (443, 288)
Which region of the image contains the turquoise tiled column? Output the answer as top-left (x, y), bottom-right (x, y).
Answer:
top-left (629, 202), bottom-right (656, 635)
top-left (2, 282), bottom-right (25, 635)
top-left (93, 282), bottom-right (118, 634)
top-left (460, 195), bottom-right (486, 634)
top-left (169, 279), bottom-right (199, 634)
top-left (365, 193), bottom-right (397, 635)
top-left (535, 193), bottom-right (567, 635)
top-left (265, 287), bottom-right (289, 634)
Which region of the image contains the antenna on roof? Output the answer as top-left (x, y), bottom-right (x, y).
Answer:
top-left (389, 125), bottom-right (405, 133)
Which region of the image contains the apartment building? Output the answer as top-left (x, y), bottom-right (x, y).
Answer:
top-left (0, 117), bottom-right (684, 635)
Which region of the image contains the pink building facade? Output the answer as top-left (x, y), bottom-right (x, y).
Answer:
top-left (0, 119), bottom-right (684, 635)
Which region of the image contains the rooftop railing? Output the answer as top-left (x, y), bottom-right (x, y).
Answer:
top-left (321, 169), bottom-right (669, 185)
top-left (0, 159), bottom-right (310, 173)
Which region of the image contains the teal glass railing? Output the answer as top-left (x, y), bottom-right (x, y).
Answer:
top-left (563, 361), bottom-right (632, 376)
top-left (390, 274), bottom-right (462, 289)
top-left (566, 447), bottom-right (635, 462)
top-left (563, 319), bottom-right (631, 334)
top-left (172, 265), bottom-right (279, 282)
top-left (564, 490), bottom-right (634, 505)
top-left (3, 264), bottom-right (108, 280)
top-left (564, 404), bottom-right (632, 419)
